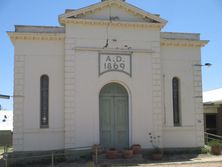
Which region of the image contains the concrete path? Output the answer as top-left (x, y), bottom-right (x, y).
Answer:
top-left (140, 155), bottom-right (222, 166)
top-left (91, 154), bottom-right (222, 167)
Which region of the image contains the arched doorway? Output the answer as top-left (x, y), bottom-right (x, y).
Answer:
top-left (99, 83), bottom-right (129, 149)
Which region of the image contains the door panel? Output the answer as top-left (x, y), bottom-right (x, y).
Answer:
top-left (100, 97), bottom-right (113, 148)
top-left (114, 97), bottom-right (129, 148)
top-left (100, 83), bottom-right (129, 149)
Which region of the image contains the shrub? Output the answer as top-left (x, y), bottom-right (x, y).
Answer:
top-left (200, 146), bottom-right (210, 154)
top-left (208, 140), bottom-right (222, 148)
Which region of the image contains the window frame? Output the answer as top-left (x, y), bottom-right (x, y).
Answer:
top-left (172, 77), bottom-right (181, 126)
top-left (40, 75), bottom-right (49, 128)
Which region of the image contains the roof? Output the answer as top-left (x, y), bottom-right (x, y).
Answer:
top-left (8, 25), bottom-right (65, 42)
top-left (59, 0), bottom-right (167, 28)
top-left (161, 32), bottom-right (200, 40)
top-left (203, 88), bottom-right (222, 104)
top-left (15, 25), bottom-right (65, 33)
top-left (160, 32), bottom-right (209, 47)
top-left (7, 1), bottom-right (208, 48)
top-left (0, 110), bottom-right (13, 131)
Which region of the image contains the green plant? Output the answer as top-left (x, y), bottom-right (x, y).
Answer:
top-left (200, 146), bottom-right (210, 154)
top-left (208, 140), bottom-right (222, 148)
top-left (149, 133), bottom-right (161, 149)
top-left (151, 147), bottom-right (162, 154)
top-left (149, 132), bottom-right (163, 155)
top-left (207, 140), bottom-right (222, 155)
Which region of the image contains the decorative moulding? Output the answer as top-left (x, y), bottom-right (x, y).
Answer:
top-left (59, 18), bottom-right (164, 29)
top-left (75, 47), bottom-right (154, 54)
top-left (7, 32), bottom-right (65, 42)
top-left (160, 39), bottom-right (209, 47)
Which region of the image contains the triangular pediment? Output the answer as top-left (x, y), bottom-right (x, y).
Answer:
top-left (59, 0), bottom-right (167, 28)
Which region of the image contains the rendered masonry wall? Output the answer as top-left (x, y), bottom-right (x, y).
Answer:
top-left (13, 39), bottom-right (65, 151)
top-left (64, 37), bottom-right (76, 149)
top-left (151, 43), bottom-right (163, 147)
top-left (63, 22), bottom-right (163, 149)
top-left (193, 60), bottom-right (205, 146)
top-left (161, 46), bottom-right (204, 148)
top-left (13, 54), bottom-right (25, 151)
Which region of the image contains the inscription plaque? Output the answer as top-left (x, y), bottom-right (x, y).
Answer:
top-left (99, 54), bottom-right (131, 76)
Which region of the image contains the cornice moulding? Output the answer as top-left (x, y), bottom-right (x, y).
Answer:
top-left (7, 32), bottom-right (65, 41)
top-left (75, 47), bottom-right (154, 53)
top-left (161, 39), bottom-right (209, 47)
top-left (59, 18), bottom-right (163, 29)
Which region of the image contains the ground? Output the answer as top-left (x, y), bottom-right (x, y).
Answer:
top-left (1, 154), bottom-right (222, 167)
top-left (39, 161), bottom-right (222, 167)
top-left (151, 163), bottom-right (222, 167)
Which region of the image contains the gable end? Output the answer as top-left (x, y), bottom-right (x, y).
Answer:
top-left (59, 0), bottom-right (167, 28)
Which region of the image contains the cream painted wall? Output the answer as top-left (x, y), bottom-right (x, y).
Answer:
top-left (65, 23), bottom-right (160, 148)
top-left (82, 5), bottom-right (145, 22)
top-left (14, 40), bottom-right (65, 151)
top-left (12, 28), bottom-right (204, 150)
top-left (72, 50), bottom-right (154, 148)
top-left (66, 24), bottom-right (158, 50)
top-left (162, 46), bottom-right (200, 126)
top-left (161, 46), bottom-right (202, 147)
top-left (163, 127), bottom-right (196, 148)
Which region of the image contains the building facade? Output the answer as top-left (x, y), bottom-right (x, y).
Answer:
top-left (203, 89), bottom-right (222, 136)
top-left (8, 0), bottom-right (208, 151)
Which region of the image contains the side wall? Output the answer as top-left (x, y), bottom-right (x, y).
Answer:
top-left (13, 39), bottom-right (65, 151)
top-left (161, 46), bottom-right (204, 148)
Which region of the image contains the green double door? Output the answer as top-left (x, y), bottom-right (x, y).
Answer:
top-left (99, 83), bottom-right (129, 149)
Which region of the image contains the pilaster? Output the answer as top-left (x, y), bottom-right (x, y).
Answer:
top-left (193, 62), bottom-right (204, 146)
top-left (151, 41), bottom-right (163, 147)
top-left (64, 37), bottom-right (76, 148)
top-left (13, 54), bottom-right (25, 151)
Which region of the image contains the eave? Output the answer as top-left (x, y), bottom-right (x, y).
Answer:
top-left (59, 18), bottom-right (165, 29)
top-left (7, 32), bottom-right (65, 43)
top-left (161, 39), bottom-right (209, 47)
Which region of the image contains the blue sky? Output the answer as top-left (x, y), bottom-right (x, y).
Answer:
top-left (0, 0), bottom-right (222, 110)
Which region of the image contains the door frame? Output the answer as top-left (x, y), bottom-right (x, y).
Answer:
top-left (98, 81), bottom-right (132, 148)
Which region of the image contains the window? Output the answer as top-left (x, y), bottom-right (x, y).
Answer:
top-left (40, 75), bottom-right (49, 128)
top-left (172, 77), bottom-right (180, 126)
top-left (205, 114), bottom-right (217, 134)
